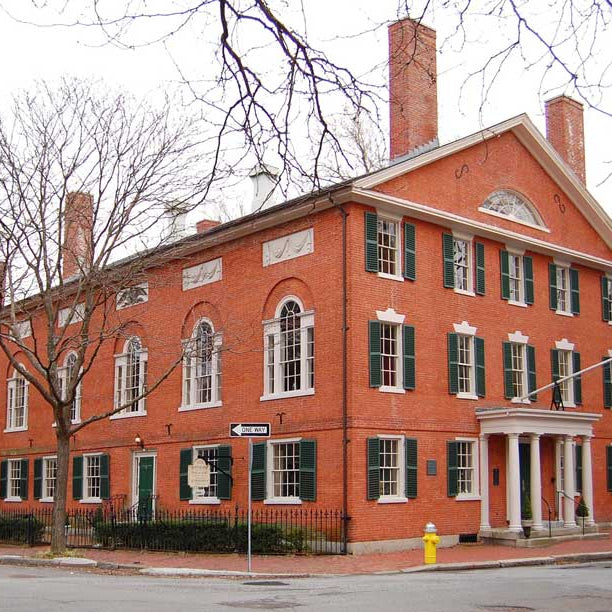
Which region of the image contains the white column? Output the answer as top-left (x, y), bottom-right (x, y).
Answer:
top-left (555, 437), bottom-right (563, 522)
top-left (507, 433), bottom-right (522, 532)
top-left (582, 435), bottom-right (595, 526)
top-left (530, 433), bottom-right (543, 530)
top-left (563, 435), bottom-right (576, 527)
top-left (479, 434), bottom-right (490, 530)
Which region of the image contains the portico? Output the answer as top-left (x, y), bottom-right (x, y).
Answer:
top-left (476, 408), bottom-right (601, 535)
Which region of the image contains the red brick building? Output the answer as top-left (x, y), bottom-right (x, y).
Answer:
top-left (1, 18), bottom-right (611, 553)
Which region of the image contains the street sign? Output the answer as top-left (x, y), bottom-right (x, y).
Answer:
top-left (230, 423), bottom-right (271, 437)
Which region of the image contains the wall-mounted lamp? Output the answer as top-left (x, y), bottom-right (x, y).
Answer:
top-left (134, 434), bottom-right (145, 450)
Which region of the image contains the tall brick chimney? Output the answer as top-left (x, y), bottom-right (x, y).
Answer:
top-left (545, 96), bottom-right (586, 183)
top-left (388, 18), bottom-right (438, 160)
top-left (62, 192), bottom-right (93, 279)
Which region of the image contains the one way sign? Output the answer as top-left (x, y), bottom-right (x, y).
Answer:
top-left (230, 423), bottom-right (271, 438)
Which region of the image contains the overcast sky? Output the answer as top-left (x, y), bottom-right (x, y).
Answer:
top-left (0, 0), bottom-right (610, 216)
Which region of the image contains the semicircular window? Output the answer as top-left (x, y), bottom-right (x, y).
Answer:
top-left (481, 190), bottom-right (544, 227)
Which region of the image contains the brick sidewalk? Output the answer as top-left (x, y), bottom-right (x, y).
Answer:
top-left (1, 533), bottom-right (611, 575)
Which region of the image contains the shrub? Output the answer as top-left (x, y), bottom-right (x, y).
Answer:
top-left (0, 514), bottom-right (45, 545)
top-left (576, 497), bottom-right (589, 518)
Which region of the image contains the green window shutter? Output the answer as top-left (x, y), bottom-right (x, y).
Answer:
top-left (179, 448), bottom-right (192, 501)
top-left (500, 250), bottom-right (510, 300)
top-left (527, 345), bottom-right (537, 401)
top-left (442, 233), bottom-right (455, 288)
top-left (447, 441), bottom-right (458, 497)
top-left (365, 212), bottom-right (378, 273)
top-left (216, 445), bottom-right (232, 500)
top-left (100, 454), bottom-right (110, 500)
top-left (19, 459), bottom-right (28, 500)
top-left (602, 277), bottom-right (611, 322)
top-left (475, 336), bottom-right (486, 398)
top-left (607, 446), bottom-right (612, 491)
top-left (603, 357), bottom-right (612, 409)
top-left (367, 438), bottom-right (380, 500)
top-left (502, 342), bottom-right (513, 399)
top-left (570, 268), bottom-right (580, 314)
top-left (251, 442), bottom-right (267, 501)
top-left (405, 438), bottom-right (417, 499)
top-left (447, 333), bottom-right (459, 394)
top-left (0, 460), bottom-right (7, 499)
top-left (369, 320), bottom-right (382, 388)
top-left (34, 458), bottom-right (43, 500)
top-left (72, 456), bottom-right (83, 500)
top-left (403, 222), bottom-right (416, 280)
top-left (573, 352), bottom-right (582, 406)
top-left (402, 325), bottom-right (416, 390)
top-left (549, 263), bottom-right (557, 310)
top-left (299, 439), bottom-right (317, 501)
top-left (575, 445), bottom-right (583, 493)
top-left (524, 256), bottom-right (534, 305)
top-left (475, 242), bottom-right (485, 295)
top-left (551, 349), bottom-right (560, 381)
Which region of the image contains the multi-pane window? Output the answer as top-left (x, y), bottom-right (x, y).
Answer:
top-left (182, 321), bottom-right (221, 409)
top-left (58, 353), bottom-right (81, 423)
top-left (457, 335), bottom-right (473, 394)
top-left (114, 337), bottom-right (147, 415)
top-left (511, 343), bottom-right (525, 398)
top-left (43, 457), bottom-right (57, 500)
top-left (457, 441), bottom-right (475, 495)
top-left (192, 447), bottom-right (218, 500)
top-left (453, 238), bottom-right (471, 291)
top-left (263, 299), bottom-right (314, 399)
top-left (272, 442), bottom-right (300, 499)
top-left (380, 324), bottom-right (398, 387)
top-left (449, 328), bottom-right (485, 398)
top-left (508, 254), bottom-right (522, 302)
top-left (557, 350), bottom-right (572, 403)
top-left (85, 455), bottom-right (101, 499)
top-left (377, 219), bottom-right (399, 276)
top-left (8, 460), bottom-right (22, 498)
top-left (556, 267), bottom-right (569, 313)
top-left (379, 439), bottom-right (400, 497)
top-left (6, 369), bottom-right (28, 430)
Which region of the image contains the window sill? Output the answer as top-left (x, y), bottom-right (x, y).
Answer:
top-left (511, 398), bottom-right (531, 405)
top-left (456, 494), bottom-right (481, 502)
top-left (79, 498), bottom-right (102, 504)
top-left (264, 498), bottom-right (302, 505)
top-left (260, 389), bottom-right (314, 402)
top-left (379, 386), bottom-right (406, 395)
top-left (4, 497), bottom-right (22, 503)
top-left (378, 496), bottom-right (408, 504)
top-left (40, 498), bottom-right (54, 503)
top-left (179, 401), bottom-right (222, 413)
top-left (555, 310), bottom-right (573, 317)
top-left (377, 272), bottom-right (404, 283)
top-left (456, 393), bottom-right (479, 401)
top-left (508, 300), bottom-right (527, 308)
top-left (563, 402), bottom-right (576, 409)
top-left (3, 426), bottom-right (28, 433)
top-left (189, 498), bottom-right (221, 505)
top-left (110, 411), bottom-right (147, 420)
top-left (454, 288), bottom-right (475, 297)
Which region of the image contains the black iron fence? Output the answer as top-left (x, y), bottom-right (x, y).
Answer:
top-left (0, 504), bottom-right (346, 555)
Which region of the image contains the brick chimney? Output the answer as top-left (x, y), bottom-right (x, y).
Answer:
top-left (196, 218), bottom-right (221, 233)
top-left (545, 96), bottom-right (586, 183)
top-left (388, 18), bottom-right (438, 160)
top-left (62, 192), bottom-right (93, 279)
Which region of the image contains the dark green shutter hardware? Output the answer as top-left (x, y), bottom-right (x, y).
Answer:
top-left (573, 352), bottom-right (582, 405)
top-left (100, 454), bottom-right (110, 500)
top-left (365, 212), bottom-right (378, 273)
top-left (442, 233), bottom-right (455, 288)
top-left (405, 438), bottom-right (417, 499)
top-left (527, 345), bottom-right (537, 401)
top-left (34, 458), bottom-right (43, 500)
top-left (72, 456), bottom-right (83, 501)
top-left (299, 440), bottom-right (317, 501)
top-left (475, 336), bottom-right (485, 398)
top-left (570, 268), bottom-right (580, 314)
top-left (502, 342), bottom-right (513, 399)
top-left (551, 349), bottom-right (560, 381)
top-left (500, 250), bottom-right (510, 300)
top-left (19, 459), bottom-right (28, 500)
top-left (524, 256), bottom-right (534, 304)
top-left (447, 333), bottom-right (459, 394)
top-left (447, 441), bottom-right (458, 497)
top-left (603, 357), bottom-right (612, 409)
top-left (403, 325), bottom-right (415, 390)
top-left (369, 320), bottom-right (382, 388)
top-left (179, 448), bottom-right (192, 501)
top-left (251, 442), bottom-right (267, 501)
top-left (602, 277), bottom-right (611, 321)
top-left (475, 242), bottom-right (485, 295)
top-left (367, 438), bottom-right (380, 500)
top-left (0, 460), bottom-right (7, 499)
top-left (549, 263), bottom-right (557, 310)
top-left (403, 222), bottom-right (416, 280)
top-left (217, 445), bottom-right (232, 500)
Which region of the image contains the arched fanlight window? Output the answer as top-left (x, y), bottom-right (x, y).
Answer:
top-left (113, 337), bottom-right (148, 416)
top-left (481, 190), bottom-right (544, 227)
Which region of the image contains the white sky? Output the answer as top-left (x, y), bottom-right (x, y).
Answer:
top-left (0, 0), bottom-right (610, 216)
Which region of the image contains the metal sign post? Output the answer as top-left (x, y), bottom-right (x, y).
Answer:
top-left (229, 423), bottom-right (271, 574)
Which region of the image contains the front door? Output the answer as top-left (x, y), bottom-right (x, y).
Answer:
top-left (519, 442), bottom-right (531, 508)
top-left (135, 454), bottom-right (155, 520)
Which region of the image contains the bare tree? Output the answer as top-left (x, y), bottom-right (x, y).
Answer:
top-left (0, 78), bottom-right (207, 552)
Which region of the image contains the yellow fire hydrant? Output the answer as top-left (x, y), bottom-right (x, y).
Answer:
top-left (422, 522), bottom-right (440, 564)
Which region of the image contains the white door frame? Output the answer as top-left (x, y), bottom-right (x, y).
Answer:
top-left (132, 451), bottom-right (157, 510)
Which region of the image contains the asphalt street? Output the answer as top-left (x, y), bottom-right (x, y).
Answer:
top-left (0, 562), bottom-right (611, 611)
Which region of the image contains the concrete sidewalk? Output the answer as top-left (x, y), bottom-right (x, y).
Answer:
top-left (1, 534), bottom-right (611, 578)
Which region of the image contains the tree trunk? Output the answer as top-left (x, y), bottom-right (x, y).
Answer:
top-left (51, 432), bottom-right (71, 553)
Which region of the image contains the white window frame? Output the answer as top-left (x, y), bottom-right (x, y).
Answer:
top-left (377, 214), bottom-right (403, 282)
top-left (504, 245), bottom-right (527, 307)
top-left (11, 320), bottom-right (32, 340)
top-left (5, 458), bottom-right (23, 501)
top-left (264, 437), bottom-right (302, 505)
top-left (452, 232), bottom-right (475, 296)
top-left (111, 337), bottom-right (148, 419)
top-left (5, 367), bottom-right (28, 432)
top-left (453, 321), bottom-right (477, 400)
top-left (455, 438), bottom-right (480, 501)
top-left (261, 297), bottom-right (315, 401)
top-left (377, 434), bottom-right (407, 504)
top-left (508, 331), bottom-right (530, 404)
top-left (81, 453), bottom-right (103, 503)
top-left (58, 352), bottom-right (82, 424)
top-left (180, 319), bottom-right (222, 412)
top-left (555, 261), bottom-right (572, 316)
top-left (555, 338), bottom-right (576, 408)
top-left (58, 303), bottom-right (86, 327)
top-left (189, 445), bottom-right (221, 505)
top-left (376, 308), bottom-right (406, 394)
top-left (41, 456), bottom-right (57, 502)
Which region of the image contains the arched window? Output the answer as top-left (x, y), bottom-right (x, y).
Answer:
top-left (481, 190), bottom-right (544, 228)
top-left (113, 337), bottom-right (147, 416)
top-left (6, 366), bottom-right (28, 431)
top-left (263, 297), bottom-right (314, 398)
top-left (58, 352), bottom-right (82, 423)
top-left (181, 320), bottom-right (222, 409)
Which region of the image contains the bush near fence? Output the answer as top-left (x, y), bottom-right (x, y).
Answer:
top-left (0, 514), bottom-right (45, 545)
